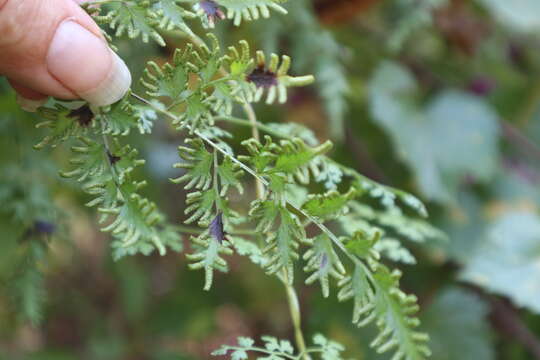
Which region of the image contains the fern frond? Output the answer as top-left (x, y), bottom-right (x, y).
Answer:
top-left (374, 238), bottom-right (417, 265)
top-left (239, 135), bottom-right (278, 173)
top-left (336, 230), bottom-right (430, 360)
top-left (187, 213), bottom-right (234, 290)
top-left (331, 160), bottom-right (428, 217)
top-left (370, 267), bottom-right (431, 360)
top-left (217, 156), bottom-right (244, 195)
top-left (171, 138), bottom-right (242, 225)
top-left (59, 135), bottom-right (181, 260)
top-left (152, 0), bottom-right (197, 35)
top-left (301, 187), bottom-right (356, 220)
top-left (240, 136), bottom-right (332, 184)
top-left (271, 138), bottom-right (332, 182)
top-left (185, 189), bottom-right (222, 224)
top-left (212, 334), bottom-right (347, 359)
top-left (101, 191), bottom-right (163, 251)
top-left (34, 104), bottom-right (92, 149)
top-left (303, 234), bottom-right (346, 298)
top-left (250, 201), bottom-right (304, 282)
top-left (94, 2), bottom-right (166, 45)
top-left (171, 138), bottom-right (214, 190)
top-left (10, 240), bottom-right (47, 325)
top-left (60, 136), bottom-right (110, 183)
top-left (196, 0), bottom-right (287, 27)
top-left (232, 51), bottom-right (315, 104)
top-left (97, 97), bottom-right (138, 136)
top-left (141, 48), bottom-right (194, 103)
top-left (346, 201), bottom-right (445, 243)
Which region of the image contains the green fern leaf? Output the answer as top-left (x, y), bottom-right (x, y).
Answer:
top-left (251, 201), bottom-right (304, 282)
top-left (338, 231), bottom-right (429, 360)
top-left (232, 51), bottom-right (315, 105)
top-left (60, 137), bottom-right (109, 183)
top-left (239, 136), bottom-right (278, 174)
top-left (97, 97), bottom-right (138, 136)
top-left (34, 104), bottom-right (91, 149)
top-left (187, 220), bottom-right (234, 290)
top-left (59, 135), bottom-right (180, 259)
top-left (312, 334), bottom-right (346, 360)
top-left (152, 0), bottom-right (196, 35)
top-left (302, 188), bottom-right (356, 220)
top-left (217, 156), bottom-right (244, 195)
top-left (101, 191), bottom-right (164, 253)
top-left (215, 0), bottom-right (287, 26)
top-left (141, 49), bottom-right (193, 103)
top-left (303, 234), bottom-right (346, 298)
top-left (370, 267), bottom-right (431, 360)
top-left (171, 138), bottom-right (214, 190)
top-left (185, 189), bottom-right (220, 224)
top-left (101, 3), bottom-right (166, 45)
top-left (240, 136), bottom-right (332, 184)
top-left (10, 240), bottom-right (47, 325)
top-left (271, 138), bottom-right (332, 184)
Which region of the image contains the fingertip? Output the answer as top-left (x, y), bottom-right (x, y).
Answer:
top-left (16, 93), bottom-right (48, 112)
top-left (46, 20), bottom-right (131, 107)
top-left (79, 51), bottom-right (132, 107)
top-left (8, 79), bottom-right (48, 112)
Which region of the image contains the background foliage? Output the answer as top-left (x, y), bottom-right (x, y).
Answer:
top-left (1, 0), bottom-right (540, 359)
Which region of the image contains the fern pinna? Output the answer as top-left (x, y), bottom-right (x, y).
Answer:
top-left (29, 0), bottom-right (444, 359)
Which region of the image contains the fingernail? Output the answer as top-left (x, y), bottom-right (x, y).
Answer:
top-left (47, 20), bottom-right (131, 107)
top-left (78, 52), bottom-right (132, 106)
top-left (16, 94), bottom-right (47, 112)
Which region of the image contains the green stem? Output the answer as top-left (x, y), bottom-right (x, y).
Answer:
top-left (216, 115), bottom-right (287, 139)
top-left (240, 99), bottom-right (310, 359)
top-left (283, 271), bottom-right (310, 360)
top-left (171, 224), bottom-right (260, 236)
top-left (222, 346), bottom-right (298, 360)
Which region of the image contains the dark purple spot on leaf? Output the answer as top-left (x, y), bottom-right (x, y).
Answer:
top-left (199, 0), bottom-right (225, 22)
top-left (23, 220), bottom-right (56, 239)
top-left (107, 151), bottom-right (121, 165)
top-left (508, 42), bottom-right (528, 71)
top-left (467, 76), bottom-right (496, 96)
top-left (209, 212), bottom-right (225, 243)
top-left (69, 105), bottom-right (94, 127)
top-left (320, 253), bottom-right (328, 270)
top-left (33, 220), bottom-right (56, 235)
top-left (247, 66), bottom-right (278, 89)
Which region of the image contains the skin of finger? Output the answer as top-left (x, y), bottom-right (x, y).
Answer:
top-left (8, 78), bottom-right (48, 100)
top-left (0, 0), bottom-right (105, 99)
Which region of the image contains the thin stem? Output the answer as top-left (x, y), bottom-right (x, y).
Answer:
top-left (243, 104), bottom-right (265, 199)
top-left (171, 224), bottom-right (259, 236)
top-left (221, 346), bottom-right (298, 360)
top-left (216, 115), bottom-right (288, 141)
top-left (283, 271), bottom-right (310, 360)
top-left (237, 96), bottom-right (309, 358)
top-left (213, 148), bottom-right (220, 210)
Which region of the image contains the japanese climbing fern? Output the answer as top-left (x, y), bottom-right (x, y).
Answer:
top-left (25, 1), bottom-right (445, 359)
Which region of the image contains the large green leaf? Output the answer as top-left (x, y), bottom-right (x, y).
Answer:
top-left (369, 61), bottom-right (500, 203)
top-left (460, 211), bottom-right (540, 313)
top-left (421, 287), bottom-right (494, 360)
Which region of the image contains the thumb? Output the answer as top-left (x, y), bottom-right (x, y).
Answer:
top-left (0, 0), bottom-right (131, 109)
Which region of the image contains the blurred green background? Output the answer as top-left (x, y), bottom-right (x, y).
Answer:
top-left (1, 0), bottom-right (540, 359)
